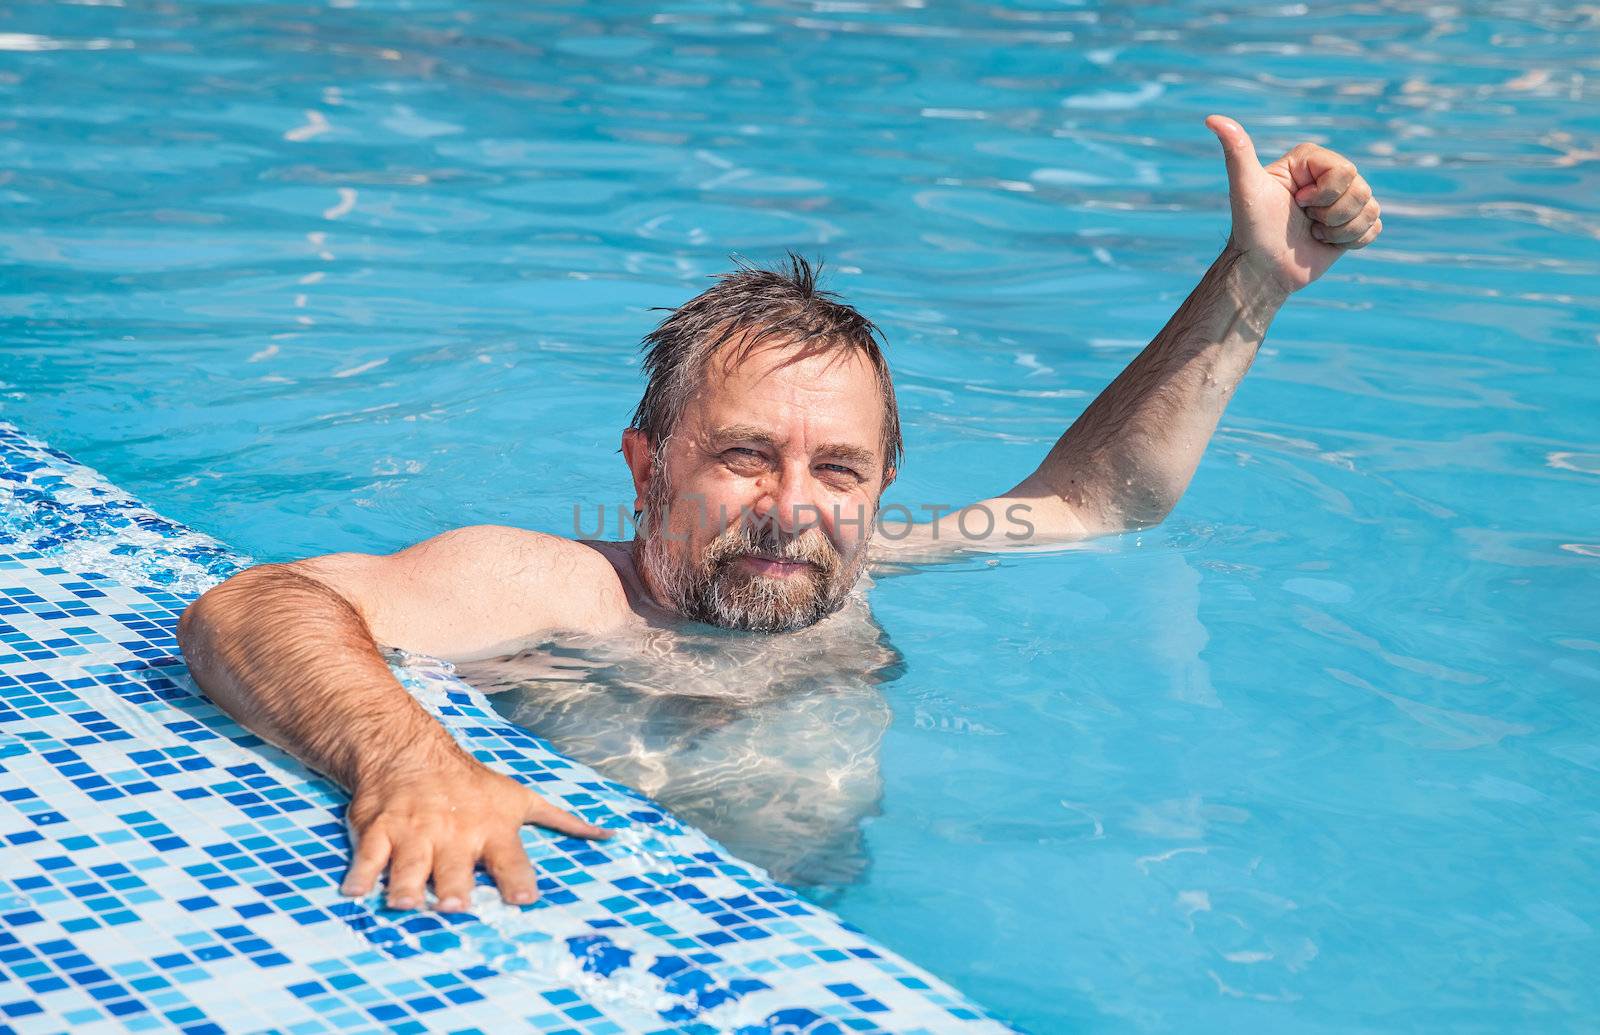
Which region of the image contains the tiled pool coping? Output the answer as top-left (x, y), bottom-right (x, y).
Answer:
top-left (0, 421), bottom-right (1012, 1034)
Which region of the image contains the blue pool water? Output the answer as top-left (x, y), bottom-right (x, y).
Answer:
top-left (3, 1), bottom-right (1597, 1030)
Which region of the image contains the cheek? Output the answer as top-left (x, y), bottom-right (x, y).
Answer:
top-left (707, 483), bottom-right (753, 526)
top-left (691, 474), bottom-right (763, 529)
top-left (825, 495), bottom-right (877, 552)
top-left (665, 480), bottom-right (747, 545)
top-left (663, 493), bottom-right (705, 545)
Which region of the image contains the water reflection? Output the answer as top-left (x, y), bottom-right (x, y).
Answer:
top-left (459, 592), bottom-right (904, 897)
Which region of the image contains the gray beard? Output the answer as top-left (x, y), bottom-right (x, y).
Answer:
top-left (637, 479), bottom-right (868, 633)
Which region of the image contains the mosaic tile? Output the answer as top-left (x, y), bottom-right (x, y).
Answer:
top-left (0, 422), bottom-right (1013, 1034)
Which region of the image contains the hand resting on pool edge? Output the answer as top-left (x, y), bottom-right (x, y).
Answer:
top-left (176, 115), bottom-right (1383, 913)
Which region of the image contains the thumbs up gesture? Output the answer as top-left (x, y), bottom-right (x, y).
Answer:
top-left (1205, 115), bottom-right (1383, 296)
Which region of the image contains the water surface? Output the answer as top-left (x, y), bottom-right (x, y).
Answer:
top-left (3, 1), bottom-right (1598, 1030)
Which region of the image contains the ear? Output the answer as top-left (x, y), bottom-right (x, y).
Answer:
top-left (878, 464), bottom-right (897, 496)
top-left (621, 428), bottom-right (655, 513)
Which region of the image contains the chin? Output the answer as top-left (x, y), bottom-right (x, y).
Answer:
top-left (710, 608), bottom-right (830, 634)
top-left (691, 571), bottom-right (848, 634)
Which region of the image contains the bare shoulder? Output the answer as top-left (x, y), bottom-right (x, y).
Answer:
top-left (393, 525), bottom-right (626, 593)
top-left (290, 524), bottom-right (632, 662)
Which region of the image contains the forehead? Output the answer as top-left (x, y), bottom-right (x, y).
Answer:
top-left (681, 340), bottom-right (884, 451)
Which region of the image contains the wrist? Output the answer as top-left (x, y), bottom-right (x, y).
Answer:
top-left (351, 725), bottom-right (475, 793)
top-left (1217, 241), bottom-right (1291, 324)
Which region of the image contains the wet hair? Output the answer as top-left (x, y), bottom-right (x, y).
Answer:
top-left (630, 252), bottom-right (902, 477)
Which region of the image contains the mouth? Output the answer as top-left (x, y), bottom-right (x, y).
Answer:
top-left (737, 553), bottom-right (818, 577)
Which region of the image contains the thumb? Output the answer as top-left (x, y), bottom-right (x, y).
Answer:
top-left (1205, 114), bottom-right (1260, 188)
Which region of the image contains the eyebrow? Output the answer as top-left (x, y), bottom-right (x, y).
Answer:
top-left (709, 424), bottom-right (879, 471)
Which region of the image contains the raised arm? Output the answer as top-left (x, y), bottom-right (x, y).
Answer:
top-left (879, 115), bottom-right (1381, 556)
top-left (1009, 240), bottom-right (1282, 536)
top-left (176, 526), bottom-right (625, 912)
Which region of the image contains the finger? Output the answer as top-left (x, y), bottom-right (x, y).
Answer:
top-left (1339, 217), bottom-right (1383, 250)
top-left (1306, 177), bottom-right (1372, 227)
top-left (1291, 149), bottom-right (1358, 207)
top-left (341, 826), bottom-right (392, 897)
top-left (385, 840), bottom-right (432, 911)
top-left (1204, 114), bottom-right (1260, 186)
top-left (431, 844), bottom-right (477, 913)
top-left (1313, 199), bottom-right (1380, 243)
top-left (525, 794), bottom-right (612, 841)
top-left (483, 833), bottom-right (541, 906)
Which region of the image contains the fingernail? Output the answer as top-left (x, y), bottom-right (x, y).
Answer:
top-left (511, 890), bottom-right (536, 905)
top-left (437, 897), bottom-right (462, 912)
top-left (389, 897), bottom-right (415, 910)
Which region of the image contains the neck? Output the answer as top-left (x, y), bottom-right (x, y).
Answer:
top-left (628, 536), bottom-right (679, 618)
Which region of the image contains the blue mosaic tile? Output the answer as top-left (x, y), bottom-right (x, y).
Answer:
top-left (0, 422), bottom-right (1013, 1034)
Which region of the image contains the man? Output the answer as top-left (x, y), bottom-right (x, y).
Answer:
top-left (178, 116), bottom-right (1382, 913)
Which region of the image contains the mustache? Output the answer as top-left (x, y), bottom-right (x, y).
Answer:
top-left (704, 517), bottom-right (840, 572)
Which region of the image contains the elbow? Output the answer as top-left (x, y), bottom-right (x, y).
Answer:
top-left (1121, 506), bottom-right (1174, 534)
top-left (1067, 447), bottom-right (1189, 535)
top-left (1109, 482), bottom-right (1181, 533)
top-left (177, 563), bottom-right (281, 666)
top-left (1112, 454), bottom-right (1189, 531)
top-left (176, 576), bottom-right (224, 653)
top-left (176, 593), bottom-right (214, 693)
top-left (176, 597), bottom-right (201, 654)
top-left (177, 580), bottom-right (229, 675)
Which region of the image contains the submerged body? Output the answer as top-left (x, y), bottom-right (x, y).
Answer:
top-left (461, 578), bottom-right (900, 890)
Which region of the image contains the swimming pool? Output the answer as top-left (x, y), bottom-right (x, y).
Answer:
top-left (3, 0), bottom-right (1597, 1030)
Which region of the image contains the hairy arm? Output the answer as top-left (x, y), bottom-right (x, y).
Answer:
top-left (875, 115), bottom-right (1382, 559)
top-left (874, 253), bottom-right (1277, 557)
top-left (178, 562), bottom-right (470, 794)
top-left (1013, 245), bottom-right (1283, 534)
top-left (177, 526), bottom-right (625, 912)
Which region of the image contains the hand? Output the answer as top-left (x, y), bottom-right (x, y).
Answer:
top-left (1205, 114), bottom-right (1383, 295)
top-left (339, 749), bottom-right (611, 912)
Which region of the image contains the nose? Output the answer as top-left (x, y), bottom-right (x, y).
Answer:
top-left (751, 462), bottom-right (826, 537)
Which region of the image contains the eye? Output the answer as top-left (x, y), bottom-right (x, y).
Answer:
top-left (818, 462), bottom-right (862, 481)
top-left (722, 447), bottom-right (767, 468)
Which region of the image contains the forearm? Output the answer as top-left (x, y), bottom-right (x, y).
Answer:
top-left (1022, 244), bottom-right (1287, 531)
top-left (177, 564), bottom-right (471, 791)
